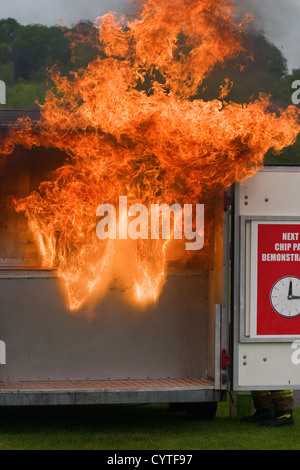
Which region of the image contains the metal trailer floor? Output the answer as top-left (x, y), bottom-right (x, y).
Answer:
top-left (0, 378), bottom-right (224, 406)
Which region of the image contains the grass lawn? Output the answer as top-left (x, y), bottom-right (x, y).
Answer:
top-left (0, 398), bottom-right (299, 450)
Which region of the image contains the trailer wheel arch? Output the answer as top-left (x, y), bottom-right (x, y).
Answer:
top-left (169, 402), bottom-right (218, 420)
top-left (185, 402), bottom-right (217, 420)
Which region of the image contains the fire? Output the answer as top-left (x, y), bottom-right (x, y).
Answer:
top-left (1, 0), bottom-right (299, 312)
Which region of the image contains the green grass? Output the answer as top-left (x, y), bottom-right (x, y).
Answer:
top-left (0, 400), bottom-right (299, 450)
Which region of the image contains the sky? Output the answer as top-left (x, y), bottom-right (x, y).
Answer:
top-left (0, 0), bottom-right (299, 71)
top-left (241, 0), bottom-right (300, 71)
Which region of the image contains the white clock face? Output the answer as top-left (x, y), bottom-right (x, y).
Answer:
top-left (270, 276), bottom-right (300, 318)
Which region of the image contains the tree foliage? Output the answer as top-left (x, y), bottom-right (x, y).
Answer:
top-left (0, 18), bottom-right (99, 108)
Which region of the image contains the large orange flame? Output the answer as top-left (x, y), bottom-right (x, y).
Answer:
top-left (1, 0), bottom-right (299, 312)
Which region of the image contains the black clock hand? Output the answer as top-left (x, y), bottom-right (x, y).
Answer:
top-left (288, 281), bottom-right (300, 299)
top-left (288, 280), bottom-right (293, 300)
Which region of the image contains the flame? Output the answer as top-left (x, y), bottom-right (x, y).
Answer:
top-left (1, 0), bottom-right (299, 312)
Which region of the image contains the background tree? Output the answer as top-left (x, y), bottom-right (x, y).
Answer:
top-left (199, 30), bottom-right (299, 165)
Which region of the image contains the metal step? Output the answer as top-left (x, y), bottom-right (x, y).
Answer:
top-left (0, 378), bottom-right (223, 406)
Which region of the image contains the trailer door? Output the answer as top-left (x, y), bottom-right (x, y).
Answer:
top-left (232, 166), bottom-right (300, 391)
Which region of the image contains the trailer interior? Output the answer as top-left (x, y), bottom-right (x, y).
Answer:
top-left (0, 111), bottom-right (228, 415)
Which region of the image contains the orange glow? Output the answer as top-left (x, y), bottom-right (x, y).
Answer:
top-left (1, 0), bottom-right (299, 311)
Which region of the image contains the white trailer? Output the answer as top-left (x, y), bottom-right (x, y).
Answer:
top-left (0, 111), bottom-right (299, 416)
top-left (0, 110), bottom-right (229, 417)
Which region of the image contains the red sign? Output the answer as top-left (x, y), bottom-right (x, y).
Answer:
top-left (256, 223), bottom-right (300, 336)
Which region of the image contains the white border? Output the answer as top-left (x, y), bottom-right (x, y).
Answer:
top-left (249, 221), bottom-right (300, 339)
